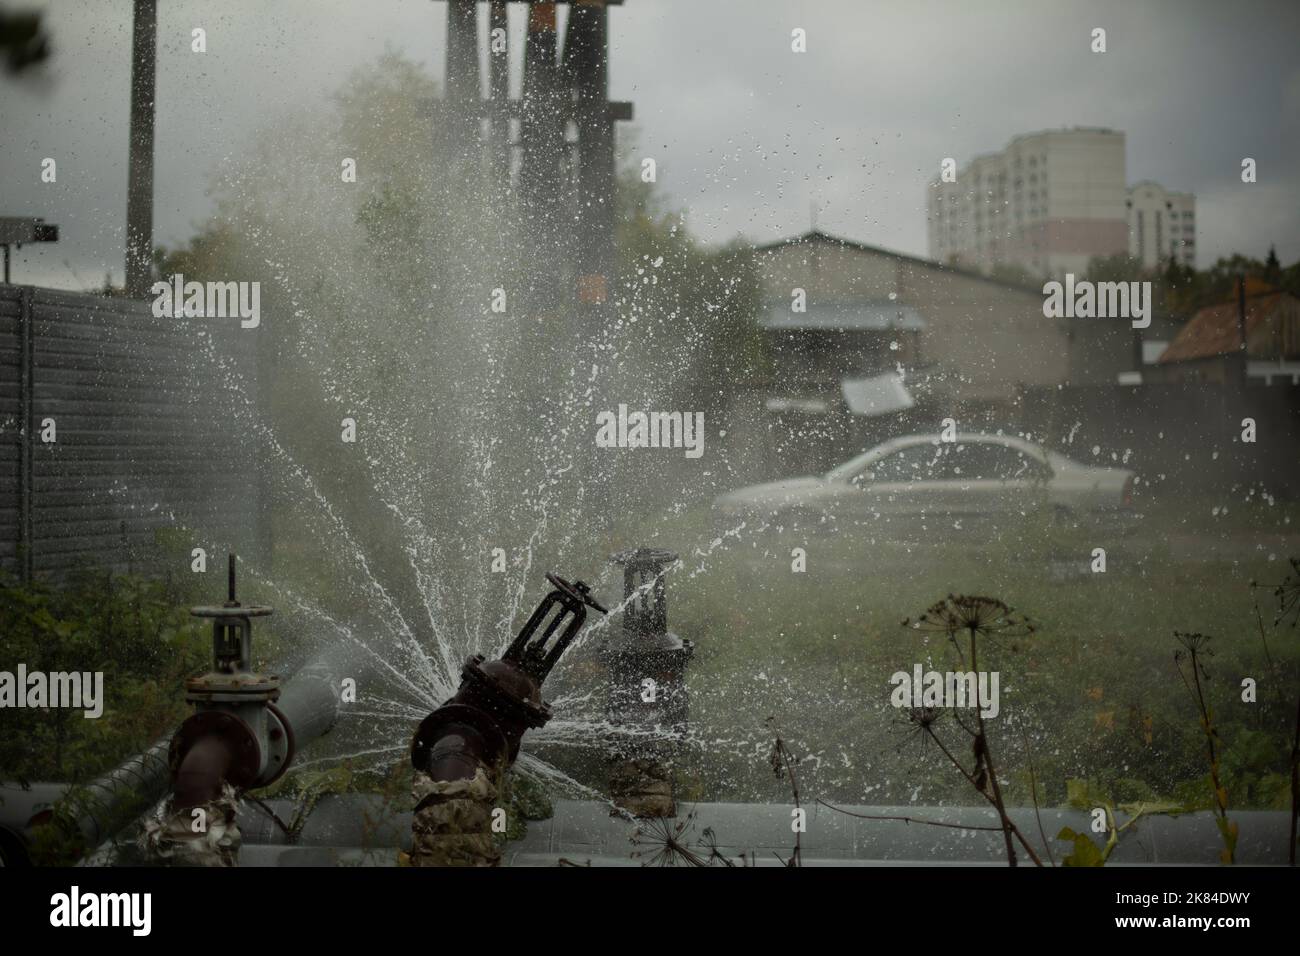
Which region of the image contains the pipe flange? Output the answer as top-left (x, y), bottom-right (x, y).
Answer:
top-left (411, 702), bottom-right (511, 771)
top-left (461, 656), bottom-right (552, 729)
top-left (185, 670), bottom-right (281, 706)
top-left (169, 711), bottom-right (262, 789)
top-left (254, 703), bottom-right (294, 789)
top-left (190, 605), bottom-right (273, 619)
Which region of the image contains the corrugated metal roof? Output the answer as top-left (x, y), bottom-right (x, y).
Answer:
top-left (1159, 287), bottom-right (1296, 364)
top-left (752, 230), bottom-right (1044, 298)
top-left (761, 302), bottom-right (926, 332)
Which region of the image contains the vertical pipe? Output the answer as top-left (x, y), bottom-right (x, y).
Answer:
top-left (519, 2), bottom-right (564, 317)
top-left (565, 2), bottom-right (616, 538)
top-left (445, 0), bottom-right (480, 154)
top-left (605, 550), bottom-right (692, 818)
top-left (486, 1), bottom-right (510, 183)
top-left (567, 0), bottom-right (615, 321)
top-left (125, 0), bottom-right (157, 298)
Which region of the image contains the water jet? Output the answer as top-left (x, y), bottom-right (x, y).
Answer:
top-left (409, 571), bottom-right (605, 866)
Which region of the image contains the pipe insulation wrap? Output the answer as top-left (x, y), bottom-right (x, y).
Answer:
top-left (410, 766), bottom-right (500, 867)
top-left (61, 738), bottom-right (172, 853)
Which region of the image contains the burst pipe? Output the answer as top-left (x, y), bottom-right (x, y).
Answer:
top-left (409, 572), bottom-right (606, 866)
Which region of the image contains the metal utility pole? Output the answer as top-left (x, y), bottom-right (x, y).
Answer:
top-left (435, 1), bottom-right (632, 538)
top-left (125, 0), bottom-right (157, 298)
top-left (486, 1), bottom-right (510, 182)
top-left (565, 0), bottom-right (617, 335)
top-left (445, 0), bottom-right (480, 153)
top-left (562, 0), bottom-right (627, 542)
top-left (519, 1), bottom-right (567, 319)
top-left (438, 1), bottom-right (631, 314)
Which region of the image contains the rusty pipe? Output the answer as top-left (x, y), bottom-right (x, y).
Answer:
top-left (171, 734), bottom-right (234, 811)
top-left (150, 659), bottom-right (340, 865)
top-left (409, 573), bottom-right (604, 866)
top-left (168, 661), bottom-right (341, 810)
top-left (412, 573), bottom-right (606, 785)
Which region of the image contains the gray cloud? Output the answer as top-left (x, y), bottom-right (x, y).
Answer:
top-left (2, 0), bottom-right (1297, 289)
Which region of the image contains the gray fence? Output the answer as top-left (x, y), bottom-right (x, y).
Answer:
top-left (1016, 381), bottom-right (1300, 500)
top-left (0, 284), bottom-right (265, 581)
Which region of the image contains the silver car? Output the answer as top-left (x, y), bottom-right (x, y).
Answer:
top-left (713, 432), bottom-right (1137, 533)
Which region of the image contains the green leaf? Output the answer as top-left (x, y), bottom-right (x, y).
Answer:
top-left (1057, 826), bottom-right (1105, 867)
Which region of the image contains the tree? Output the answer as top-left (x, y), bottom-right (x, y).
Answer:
top-left (1264, 245), bottom-right (1282, 286)
top-left (989, 262), bottom-right (1039, 289)
top-left (147, 53), bottom-right (767, 652)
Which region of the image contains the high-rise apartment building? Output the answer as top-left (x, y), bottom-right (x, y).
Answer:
top-left (928, 128), bottom-right (1129, 278)
top-left (1127, 181), bottom-right (1196, 270)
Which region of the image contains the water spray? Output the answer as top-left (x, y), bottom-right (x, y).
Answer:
top-left (409, 572), bottom-right (606, 866)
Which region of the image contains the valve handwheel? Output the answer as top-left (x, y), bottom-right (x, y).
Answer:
top-left (546, 572), bottom-right (609, 614)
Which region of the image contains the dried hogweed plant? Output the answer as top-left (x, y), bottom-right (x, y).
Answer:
top-left (899, 594), bottom-right (1041, 867)
top-left (1248, 556), bottom-right (1300, 864)
top-left (767, 717), bottom-right (803, 868)
top-left (630, 809), bottom-right (746, 868)
top-left (1173, 631), bottom-right (1237, 864)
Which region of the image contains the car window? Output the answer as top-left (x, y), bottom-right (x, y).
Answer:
top-left (980, 443), bottom-right (1052, 481)
top-left (935, 442), bottom-right (1052, 481)
top-left (859, 441), bottom-right (1053, 484)
top-left (864, 445), bottom-right (925, 482)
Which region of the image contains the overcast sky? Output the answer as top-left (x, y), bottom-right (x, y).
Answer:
top-left (2, 0), bottom-right (1298, 289)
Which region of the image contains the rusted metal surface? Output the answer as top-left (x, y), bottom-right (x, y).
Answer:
top-left (144, 559), bottom-right (339, 864)
top-left (412, 572), bottom-right (606, 779)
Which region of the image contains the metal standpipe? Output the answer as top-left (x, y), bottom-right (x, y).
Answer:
top-left (409, 572), bottom-right (606, 867)
top-left (143, 554), bottom-right (341, 866)
top-left (603, 548), bottom-right (694, 818)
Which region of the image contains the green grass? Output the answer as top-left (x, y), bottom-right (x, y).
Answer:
top-left (597, 499), bottom-right (1300, 811)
